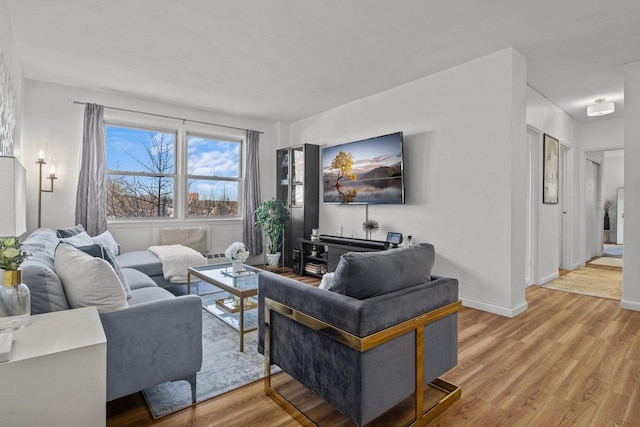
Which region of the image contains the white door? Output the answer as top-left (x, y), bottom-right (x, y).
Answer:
top-left (617, 187), bottom-right (624, 244)
top-left (585, 159), bottom-right (600, 260)
top-left (558, 145), bottom-right (569, 268)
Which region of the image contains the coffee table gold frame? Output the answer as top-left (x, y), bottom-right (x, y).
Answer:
top-left (187, 264), bottom-right (258, 352)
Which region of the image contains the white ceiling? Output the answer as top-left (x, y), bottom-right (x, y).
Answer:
top-left (6, 0), bottom-right (640, 123)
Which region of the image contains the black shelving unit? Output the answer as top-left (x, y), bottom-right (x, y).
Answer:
top-left (276, 144), bottom-right (320, 267)
top-left (298, 238), bottom-right (386, 277)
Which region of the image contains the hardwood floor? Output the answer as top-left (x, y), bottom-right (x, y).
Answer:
top-left (107, 284), bottom-right (640, 426)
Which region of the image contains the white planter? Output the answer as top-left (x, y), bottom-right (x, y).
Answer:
top-left (266, 252), bottom-right (281, 267)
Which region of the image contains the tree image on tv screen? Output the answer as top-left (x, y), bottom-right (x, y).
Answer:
top-left (330, 151), bottom-right (357, 185)
top-left (330, 151), bottom-right (358, 202)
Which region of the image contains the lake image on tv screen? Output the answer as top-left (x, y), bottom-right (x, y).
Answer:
top-left (322, 133), bottom-right (404, 204)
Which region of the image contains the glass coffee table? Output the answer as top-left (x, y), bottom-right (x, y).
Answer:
top-left (187, 263), bottom-right (260, 352)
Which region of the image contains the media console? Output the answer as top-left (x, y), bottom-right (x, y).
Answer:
top-left (298, 235), bottom-right (389, 278)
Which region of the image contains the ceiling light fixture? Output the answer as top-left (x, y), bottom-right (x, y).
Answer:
top-left (587, 98), bottom-right (615, 117)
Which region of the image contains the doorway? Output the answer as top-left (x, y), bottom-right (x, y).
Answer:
top-left (585, 156), bottom-right (600, 261)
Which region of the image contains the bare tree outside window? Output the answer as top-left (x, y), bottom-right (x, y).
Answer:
top-left (105, 125), bottom-right (242, 219)
top-left (106, 126), bottom-right (175, 218)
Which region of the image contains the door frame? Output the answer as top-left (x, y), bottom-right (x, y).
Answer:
top-left (526, 126), bottom-right (540, 286)
top-left (584, 154), bottom-right (602, 261)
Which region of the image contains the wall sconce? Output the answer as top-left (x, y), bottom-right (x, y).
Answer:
top-left (36, 150), bottom-right (57, 228)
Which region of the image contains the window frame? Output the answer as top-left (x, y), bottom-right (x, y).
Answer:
top-left (185, 131), bottom-right (244, 218)
top-left (104, 121), bottom-right (244, 222)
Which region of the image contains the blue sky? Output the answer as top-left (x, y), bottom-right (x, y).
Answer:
top-left (106, 125), bottom-right (241, 200)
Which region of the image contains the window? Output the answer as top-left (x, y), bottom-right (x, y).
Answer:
top-left (106, 125), bottom-right (176, 218)
top-left (105, 124), bottom-right (242, 219)
top-left (186, 134), bottom-right (241, 217)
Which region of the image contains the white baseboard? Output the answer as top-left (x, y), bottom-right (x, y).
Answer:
top-left (538, 271), bottom-right (559, 285)
top-left (461, 297), bottom-right (528, 318)
top-left (620, 299), bottom-right (640, 312)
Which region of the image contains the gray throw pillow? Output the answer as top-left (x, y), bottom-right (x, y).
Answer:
top-left (60, 232), bottom-right (94, 246)
top-left (56, 224), bottom-right (86, 238)
top-left (91, 230), bottom-right (119, 256)
top-left (329, 243), bottom-right (435, 299)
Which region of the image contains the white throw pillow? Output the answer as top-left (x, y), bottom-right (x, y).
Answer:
top-left (91, 230), bottom-right (120, 256)
top-left (54, 243), bottom-right (128, 313)
top-left (319, 272), bottom-right (335, 290)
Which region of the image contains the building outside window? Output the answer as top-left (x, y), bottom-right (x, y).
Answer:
top-left (105, 124), bottom-right (242, 219)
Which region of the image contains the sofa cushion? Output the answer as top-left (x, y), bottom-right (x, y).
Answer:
top-left (329, 243), bottom-right (435, 299)
top-left (56, 224), bottom-right (86, 238)
top-left (54, 244), bottom-right (128, 313)
top-left (74, 243), bottom-right (132, 298)
top-left (122, 268), bottom-right (158, 290)
top-left (20, 229), bottom-right (70, 314)
top-left (126, 286), bottom-right (175, 306)
top-left (116, 250), bottom-right (163, 277)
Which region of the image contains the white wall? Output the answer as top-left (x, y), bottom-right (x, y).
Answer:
top-left (622, 61), bottom-right (640, 311)
top-left (21, 80), bottom-right (277, 260)
top-left (289, 48), bottom-right (528, 317)
top-left (0, 0), bottom-right (25, 161)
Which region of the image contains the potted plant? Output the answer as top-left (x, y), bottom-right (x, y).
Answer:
top-left (255, 198), bottom-right (289, 266)
top-left (362, 218), bottom-right (379, 240)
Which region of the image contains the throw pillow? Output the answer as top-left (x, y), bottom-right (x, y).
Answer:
top-left (328, 243), bottom-right (435, 299)
top-left (73, 243), bottom-right (132, 299)
top-left (60, 231), bottom-right (94, 246)
top-left (54, 243), bottom-right (128, 313)
top-left (56, 224), bottom-right (86, 238)
top-left (319, 272), bottom-right (335, 290)
top-left (91, 230), bottom-right (120, 256)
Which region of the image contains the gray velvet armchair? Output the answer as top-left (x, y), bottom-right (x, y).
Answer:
top-left (258, 244), bottom-right (461, 426)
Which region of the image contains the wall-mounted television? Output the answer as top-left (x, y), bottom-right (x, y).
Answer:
top-left (322, 132), bottom-right (405, 204)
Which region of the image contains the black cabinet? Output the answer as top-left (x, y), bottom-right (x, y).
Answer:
top-left (298, 238), bottom-right (386, 277)
top-left (276, 144), bottom-right (319, 267)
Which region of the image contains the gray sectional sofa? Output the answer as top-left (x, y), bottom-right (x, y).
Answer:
top-left (20, 227), bottom-right (203, 402)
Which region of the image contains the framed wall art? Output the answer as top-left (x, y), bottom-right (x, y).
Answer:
top-left (543, 133), bottom-right (559, 204)
top-left (0, 51), bottom-right (17, 157)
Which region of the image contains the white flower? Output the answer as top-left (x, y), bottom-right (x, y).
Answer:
top-left (225, 242), bottom-right (250, 262)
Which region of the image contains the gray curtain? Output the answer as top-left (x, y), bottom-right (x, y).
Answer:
top-left (75, 103), bottom-right (107, 236)
top-left (243, 130), bottom-right (263, 255)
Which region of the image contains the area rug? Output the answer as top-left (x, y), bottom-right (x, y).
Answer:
top-left (142, 299), bottom-right (272, 419)
top-left (543, 266), bottom-right (622, 300)
top-left (589, 257), bottom-right (623, 268)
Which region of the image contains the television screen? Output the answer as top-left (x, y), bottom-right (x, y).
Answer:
top-left (322, 132), bottom-right (405, 204)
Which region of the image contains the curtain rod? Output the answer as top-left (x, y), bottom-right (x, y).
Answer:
top-left (73, 101), bottom-right (263, 134)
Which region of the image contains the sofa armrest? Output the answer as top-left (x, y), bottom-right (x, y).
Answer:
top-left (99, 295), bottom-right (202, 401)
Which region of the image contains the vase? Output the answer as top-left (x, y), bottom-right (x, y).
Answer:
top-left (232, 260), bottom-right (243, 274)
top-left (0, 270), bottom-right (31, 331)
top-left (266, 252), bottom-right (281, 267)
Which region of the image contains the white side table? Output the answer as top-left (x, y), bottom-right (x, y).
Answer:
top-left (0, 307), bottom-right (107, 427)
